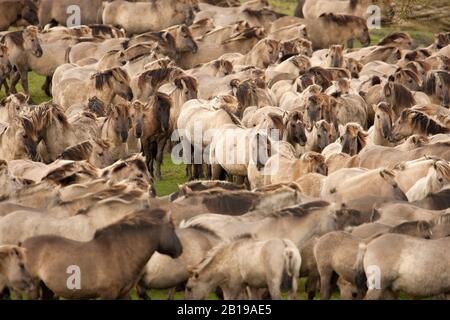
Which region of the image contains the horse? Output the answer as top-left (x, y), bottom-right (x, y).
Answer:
top-left (297, 14), bottom-right (371, 49)
top-left (315, 222), bottom-right (432, 300)
top-left (136, 225), bottom-right (222, 300)
top-left (390, 109), bottom-right (449, 142)
top-left (23, 209), bottom-right (182, 300)
top-left (102, 0), bottom-right (196, 35)
top-left (355, 234), bottom-right (450, 299)
top-left (406, 160), bottom-right (450, 202)
top-left (37, 0), bottom-right (103, 27)
top-left (382, 81), bottom-right (416, 118)
top-left (1, 26), bottom-right (43, 98)
top-left (182, 201), bottom-right (366, 247)
top-left (100, 103), bottom-right (132, 162)
top-left (367, 102), bottom-right (394, 147)
top-left (140, 93), bottom-right (172, 180)
top-left (423, 70), bottom-right (450, 107)
top-left (185, 236), bottom-right (301, 300)
top-left (0, 0), bottom-right (39, 31)
top-left (0, 116), bottom-right (39, 161)
top-left (53, 67), bottom-right (133, 110)
top-left (297, 0), bottom-right (393, 20)
top-left (0, 244), bottom-right (36, 299)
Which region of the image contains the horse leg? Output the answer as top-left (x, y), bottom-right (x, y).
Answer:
top-left (136, 283), bottom-right (151, 300)
top-left (167, 287), bottom-right (176, 300)
top-left (235, 175), bottom-right (245, 186)
top-left (211, 164), bottom-right (224, 180)
top-left (193, 164), bottom-right (203, 179)
top-left (0, 287), bottom-right (11, 300)
top-left (19, 70), bottom-right (31, 98)
top-left (42, 75), bottom-right (52, 97)
top-left (40, 281), bottom-right (55, 300)
top-left (155, 137), bottom-right (167, 181)
top-left (364, 288), bottom-right (384, 300)
top-left (347, 39), bottom-right (354, 49)
top-left (267, 279), bottom-right (282, 300)
top-left (319, 269), bottom-right (334, 300)
top-left (305, 275), bottom-right (318, 300)
top-left (9, 71), bottom-right (20, 94)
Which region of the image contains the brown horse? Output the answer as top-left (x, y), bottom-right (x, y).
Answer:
top-left (23, 208), bottom-right (182, 300)
top-left (1, 26), bottom-right (43, 98)
top-left (141, 93), bottom-right (172, 180)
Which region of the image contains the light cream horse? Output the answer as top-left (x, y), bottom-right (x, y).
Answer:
top-left (185, 236), bottom-right (301, 300)
top-left (406, 160), bottom-right (450, 202)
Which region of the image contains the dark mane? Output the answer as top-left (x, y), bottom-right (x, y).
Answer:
top-left (93, 209), bottom-right (167, 239)
top-left (89, 24), bottom-right (116, 38)
top-left (185, 224), bottom-right (221, 240)
top-left (378, 32), bottom-right (411, 46)
top-left (201, 192), bottom-right (261, 215)
top-left (319, 13), bottom-right (366, 27)
top-left (138, 67), bottom-right (184, 90)
top-left (2, 31), bottom-right (24, 47)
top-left (404, 110), bottom-right (449, 135)
top-left (390, 220), bottom-right (431, 235)
top-left (268, 201), bottom-right (330, 219)
top-left (385, 82), bottom-right (415, 108)
top-left (174, 75), bottom-right (198, 92)
top-left (60, 141), bottom-right (93, 161)
top-left (414, 189), bottom-right (450, 210)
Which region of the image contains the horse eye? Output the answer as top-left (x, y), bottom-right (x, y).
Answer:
top-left (318, 134), bottom-right (321, 138)
top-left (438, 178), bottom-right (443, 182)
top-left (377, 115), bottom-right (380, 119)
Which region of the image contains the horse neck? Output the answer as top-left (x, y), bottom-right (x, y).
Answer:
top-left (44, 121), bottom-right (76, 158)
top-left (95, 224), bottom-right (161, 280)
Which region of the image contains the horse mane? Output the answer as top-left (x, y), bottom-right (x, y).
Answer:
top-left (174, 75), bottom-right (198, 93)
top-left (42, 161), bottom-right (98, 184)
top-left (431, 213), bottom-right (450, 226)
top-left (264, 201), bottom-right (330, 219)
top-left (385, 82), bottom-right (415, 108)
top-left (93, 209), bottom-right (167, 239)
top-left (378, 32), bottom-right (411, 46)
top-left (1, 31), bottom-right (24, 47)
top-left (32, 103), bottom-right (70, 129)
top-left (201, 192), bottom-right (261, 215)
top-left (390, 220), bottom-right (431, 234)
top-left (183, 224), bottom-right (222, 240)
top-left (434, 160), bottom-right (450, 179)
top-left (138, 67), bottom-right (184, 90)
top-left (243, 7), bottom-right (285, 19)
top-left (89, 24), bottom-right (116, 38)
top-left (396, 69), bottom-right (421, 85)
top-left (93, 69), bottom-right (114, 90)
top-left (319, 13), bottom-right (367, 28)
top-left (60, 141), bottom-right (93, 161)
top-left (404, 110), bottom-right (449, 135)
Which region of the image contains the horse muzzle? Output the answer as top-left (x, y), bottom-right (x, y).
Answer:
top-left (121, 131), bottom-right (128, 143)
top-left (34, 48), bottom-right (43, 58)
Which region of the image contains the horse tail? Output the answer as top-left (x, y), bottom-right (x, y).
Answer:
top-left (294, 0), bottom-right (306, 18)
top-left (354, 243), bottom-right (367, 291)
top-left (65, 46), bottom-right (72, 63)
top-left (281, 240), bottom-right (301, 296)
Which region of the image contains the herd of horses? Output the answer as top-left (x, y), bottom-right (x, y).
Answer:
top-left (0, 0), bottom-right (450, 300)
